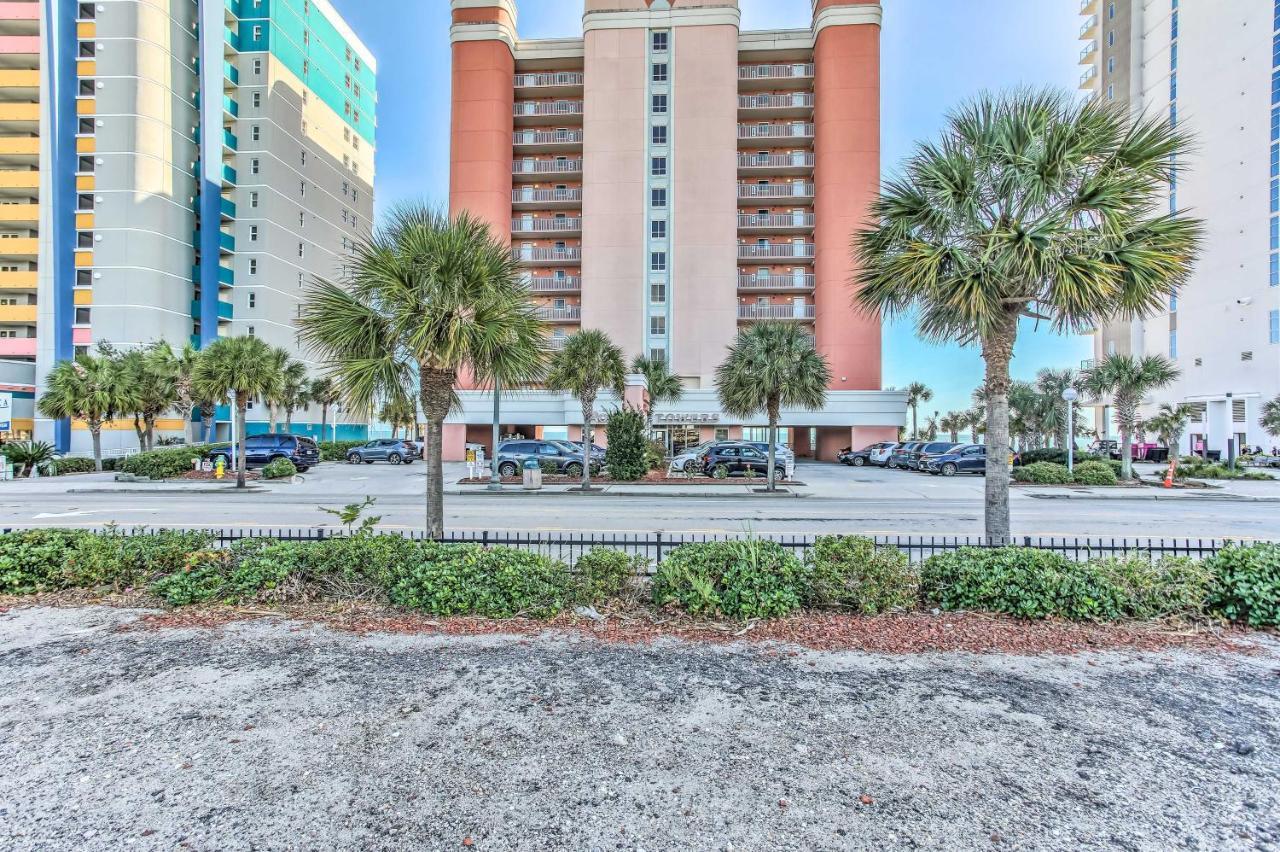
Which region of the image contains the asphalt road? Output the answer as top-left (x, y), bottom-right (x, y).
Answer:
top-left (0, 462), bottom-right (1276, 539)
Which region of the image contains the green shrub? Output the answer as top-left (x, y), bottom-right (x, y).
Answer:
top-left (575, 548), bottom-right (647, 604)
top-left (388, 544), bottom-right (574, 618)
top-left (1017, 449), bottom-right (1105, 467)
top-left (804, 536), bottom-right (917, 614)
top-left (150, 551), bottom-right (234, 606)
top-left (603, 407), bottom-right (648, 481)
top-left (1013, 461), bottom-right (1073, 485)
top-left (653, 538), bottom-right (806, 619)
top-left (119, 444), bottom-right (229, 480)
top-left (317, 440), bottom-right (367, 462)
top-left (1176, 462), bottom-right (1271, 482)
top-left (1091, 554), bottom-right (1216, 620)
top-left (62, 528), bottom-right (213, 590)
top-left (1206, 543), bottom-right (1280, 627)
top-left (538, 458), bottom-right (559, 476)
top-left (50, 457), bottom-right (97, 476)
top-left (261, 457), bottom-right (297, 480)
top-left (1072, 461), bottom-right (1118, 486)
top-left (0, 529), bottom-right (89, 594)
top-left (644, 439), bottom-right (668, 472)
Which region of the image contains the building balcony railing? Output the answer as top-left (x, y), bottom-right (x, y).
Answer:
top-left (513, 247), bottom-right (582, 264)
top-left (1079, 14), bottom-right (1098, 39)
top-left (535, 306), bottom-right (582, 322)
top-left (738, 304), bottom-right (816, 321)
top-left (514, 72), bottom-right (584, 89)
top-left (738, 273), bottom-right (815, 291)
top-left (1079, 39), bottom-right (1097, 64)
top-left (738, 243), bottom-right (815, 260)
top-left (511, 217), bottom-right (582, 234)
top-left (514, 129), bottom-right (584, 147)
top-left (524, 276), bottom-right (581, 293)
top-left (738, 63), bottom-right (815, 82)
top-left (512, 158), bottom-right (583, 177)
top-left (1080, 0), bottom-right (1098, 13)
top-left (1079, 65), bottom-right (1098, 90)
top-left (737, 152), bottom-right (814, 170)
top-left (512, 187), bottom-right (583, 207)
top-left (545, 337), bottom-right (568, 351)
top-left (738, 93), bottom-right (815, 111)
top-left (737, 212), bottom-right (815, 230)
top-left (738, 123), bottom-right (815, 144)
top-left (738, 182), bottom-right (815, 200)
top-left (514, 100), bottom-right (584, 119)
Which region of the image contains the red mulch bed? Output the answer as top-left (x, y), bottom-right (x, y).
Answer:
top-left (94, 601), bottom-right (1263, 656)
top-left (175, 470), bottom-right (261, 481)
top-left (458, 471), bottom-right (801, 486)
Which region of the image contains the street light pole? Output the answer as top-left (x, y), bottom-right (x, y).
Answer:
top-left (1062, 387), bottom-right (1079, 474)
top-left (488, 376), bottom-right (502, 491)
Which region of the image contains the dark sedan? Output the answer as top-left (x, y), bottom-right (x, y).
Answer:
top-left (886, 441), bottom-right (923, 470)
top-left (910, 441), bottom-right (962, 471)
top-left (496, 440), bottom-right (601, 477)
top-left (925, 444), bottom-right (986, 476)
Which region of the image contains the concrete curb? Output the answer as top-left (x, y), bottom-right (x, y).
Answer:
top-left (67, 486), bottom-right (269, 495)
top-left (444, 486), bottom-right (809, 498)
top-left (1026, 491), bottom-right (1280, 503)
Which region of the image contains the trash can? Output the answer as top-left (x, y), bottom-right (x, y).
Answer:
top-left (522, 457), bottom-right (542, 490)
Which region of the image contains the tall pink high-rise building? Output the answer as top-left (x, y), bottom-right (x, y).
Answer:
top-left (446, 0), bottom-right (905, 461)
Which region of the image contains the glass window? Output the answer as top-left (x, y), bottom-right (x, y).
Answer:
top-left (650, 220), bottom-right (666, 239)
top-left (75, 307), bottom-right (91, 324)
top-left (652, 94), bottom-right (667, 114)
top-left (650, 281), bottom-right (666, 303)
top-left (650, 315), bottom-right (666, 336)
top-left (650, 252), bottom-right (666, 272)
top-left (651, 156), bottom-right (667, 177)
top-left (652, 31), bottom-right (668, 52)
top-left (652, 63), bottom-right (667, 83)
top-left (1272, 310), bottom-right (1280, 345)
top-left (651, 125), bottom-right (667, 145)
top-left (651, 188), bottom-right (667, 208)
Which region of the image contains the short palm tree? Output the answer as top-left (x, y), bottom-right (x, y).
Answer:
top-left (310, 377), bottom-right (342, 443)
top-left (631, 354), bottom-right (684, 437)
top-left (192, 335), bottom-right (284, 488)
top-left (1035, 368), bottom-right (1087, 450)
top-left (38, 353), bottom-right (131, 471)
top-left (904, 381), bottom-right (933, 440)
top-left (122, 343), bottom-right (180, 451)
top-left (378, 396), bottom-right (418, 438)
top-left (1085, 354), bottom-right (1180, 481)
top-left (276, 360), bottom-right (311, 433)
top-left (546, 329), bottom-right (626, 490)
top-left (1260, 396), bottom-right (1280, 446)
top-left (172, 343), bottom-right (203, 444)
top-left (939, 411), bottom-right (965, 443)
top-left (1145, 402), bottom-right (1196, 481)
top-left (716, 322), bottom-right (830, 491)
top-left (855, 89), bottom-right (1202, 541)
top-left (299, 204), bottom-right (546, 536)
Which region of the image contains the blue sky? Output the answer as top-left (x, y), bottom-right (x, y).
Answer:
top-left (329, 0), bottom-right (1090, 418)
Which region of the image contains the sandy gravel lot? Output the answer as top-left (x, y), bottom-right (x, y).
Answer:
top-left (0, 606), bottom-right (1277, 851)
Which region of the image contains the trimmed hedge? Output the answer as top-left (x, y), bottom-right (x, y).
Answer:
top-left (1013, 462), bottom-right (1073, 485)
top-left (118, 444), bottom-right (229, 480)
top-left (50, 457), bottom-right (97, 476)
top-left (318, 441), bottom-right (367, 462)
top-left (653, 538), bottom-right (806, 619)
top-left (804, 535), bottom-right (916, 614)
top-left (1072, 461), bottom-right (1118, 487)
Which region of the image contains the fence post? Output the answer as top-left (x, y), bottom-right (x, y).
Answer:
top-left (482, 530), bottom-right (489, 548)
top-left (1022, 536), bottom-right (1032, 548)
top-left (655, 531), bottom-right (663, 565)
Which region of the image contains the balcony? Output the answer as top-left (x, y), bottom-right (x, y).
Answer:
top-left (513, 128), bottom-right (583, 153)
top-left (535, 305), bottom-right (581, 323)
top-left (737, 212), bottom-right (814, 233)
top-left (523, 276), bottom-right (581, 293)
top-left (0, 169), bottom-right (37, 189)
top-left (738, 123), bottom-right (814, 146)
top-left (514, 100), bottom-right (584, 126)
top-left (1080, 0), bottom-right (1098, 13)
top-left (545, 336), bottom-right (568, 351)
top-left (0, 303), bottom-right (35, 322)
top-left (0, 102), bottom-right (37, 123)
top-left (223, 128), bottom-right (238, 150)
top-left (1079, 65), bottom-right (1099, 90)
top-left (737, 152), bottom-right (814, 175)
top-left (512, 216), bottom-right (582, 236)
top-left (512, 158), bottom-right (582, 181)
top-left (219, 231), bottom-right (235, 253)
top-left (0, 336), bottom-right (35, 357)
top-left (221, 164), bottom-right (237, 185)
top-left (512, 187), bottom-right (582, 209)
top-left (191, 300), bottom-right (235, 321)
top-left (0, 203), bottom-right (38, 226)
top-left (738, 304), bottom-right (815, 321)
top-left (224, 25), bottom-right (239, 52)
top-left (513, 246), bottom-right (581, 265)
top-left (0, 270), bottom-right (36, 289)
top-left (738, 243), bottom-right (815, 260)
top-left (1079, 14), bottom-right (1098, 39)
top-left (514, 71), bottom-right (584, 98)
top-left (220, 197), bottom-right (236, 219)
top-left (191, 265), bottom-right (236, 286)
top-left (738, 182), bottom-right (815, 201)
top-left (223, 60), bottom-right (239, 87)
top-left (738, 92), bottom-right (815, 118)
top-left (738, 273), bottom-right (815, 291)
top-left (738, 63), bottom-right (815, 91)
top-left (0, 137), bottom-right (38, 157)
top-left (0, 236), bottom-right (37, 256)
top-left (1079, 39), bottom-right (1097, 64)
top-left (222, 95), bottom-right (238, 118)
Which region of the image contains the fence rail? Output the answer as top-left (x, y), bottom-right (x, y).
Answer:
top-left (0, 526), bottom-right (1236, 570)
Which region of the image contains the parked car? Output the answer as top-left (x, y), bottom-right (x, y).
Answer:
top-left (910, 441), bottom-right (962, 471)
top-left (495, 440), bottom-right (601, 477)
top-left (744, 442), bottom-right (794, 466)
top-left (671, 441), bottom-right (719, 474)
top-left (700, 442), bottom-right (779, 478)
top-left (345, 438), bottom-right (419, 465)
top-left (886, 441), bottom-right (923, 470)
top-left (925, 444), bottom-right (986, 476)
top-left (842, 441), bottom-right (899, 467)
top-left (209, 433), bottom-right (320, 473)
top-left (549, 439), bottom-right (606, 459)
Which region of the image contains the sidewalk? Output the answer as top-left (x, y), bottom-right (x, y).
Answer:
top-left (445, 482), bottom-right (808, 498)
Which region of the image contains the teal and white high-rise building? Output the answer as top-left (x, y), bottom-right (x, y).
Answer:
top-left (37, 0), bottom-right (376, 451)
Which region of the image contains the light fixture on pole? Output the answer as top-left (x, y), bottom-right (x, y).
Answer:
top-left (1062, 387), bottom-right (1079, 473)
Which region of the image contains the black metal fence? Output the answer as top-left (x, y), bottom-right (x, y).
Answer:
top-left (1, 526), bottom-right (1237, 571)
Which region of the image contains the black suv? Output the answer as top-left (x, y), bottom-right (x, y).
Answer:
top-left (496, 440), bottom-right (601, 477)
top-left (910, 441), bottom-right (962, 471)
top-left (208, 433), bottom-right (319, 472)
top-left (700, 442), bottom-right (775, 478)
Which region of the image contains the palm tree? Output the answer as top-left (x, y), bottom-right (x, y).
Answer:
top-left (192, 335), bottom-right (284, 488)
top-left (546, 329), bottom-right (626, 490)
top-left (1085, 354), bottom-right (1180, 481)
top-left (631, 354), bottom-right (684, 438)
top-left (1036, 368), bottom-right (1087, 451)
top-left (121, 343), bottom-right (180, 451)
top-left (298, 205), bottom-right (546, 537)
top-left (965, 407), bottom-right (985, 444)
top-left (378, 396), bottom-right (418, 439)
top-left (1260, 396), bottom-right (1280, 448)
top-left (276, 360), bottom-right (311, 433)
top-left (904, 382), bottom-right (933, 440)
top-left (854, 90), bottom-right (1202, 541)
top-left (939, 411), bottom-right (965, 443)
top-left (38, 353), bottom-right (131, 471)
top-left (310, 376), bottom-right (342, 443)
top-left (716, 322), bottom-right (830, 491)
top-left (172, 343), bottom-right (203, 444)
top-left (1146, 402), bottom-right (1196, 481)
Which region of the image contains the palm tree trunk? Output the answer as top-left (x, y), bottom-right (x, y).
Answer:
top-left (285, 409), bottom-right (293, 433)
top-left (200, 402), bottom-right (215, 444)
top-left (766, 397), bottom-right (780, 492)
top-left (580, 395), bottom-right (594, 490)
top-left (910, 404), bottom-right (918, 440)
top-left (133, 415), bottom-right (145, 451)
top-left (419, 366), bottom-right (456, 539)
top-left (320, 405), bottom-right (329, 443)
top-left (185, 404), bottom-right (197, 445)
top-left (267, 403), bottom-right (277, 434)
top-left (144, 415), bottom-right (156, 451)
top-left (90, 421), bottom-right (103, 472)
top-left (236, 398), bottom-right (248, 489)
top-left (980, 311), bottom-right (1018, 544)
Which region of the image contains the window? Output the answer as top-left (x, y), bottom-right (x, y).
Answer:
top-left (1169, 329), bottom-right (1177, 359)
top-left (252, 25), bottom-right (262, 40)
top-left (253, 59), bottom-right (262, 75)
top-left (1108, 1), bottom-right (1115, 19)
top-left (1272, 310), bottom-right (1280, 345)
top-left (651, 125), bottom-right (667, 145)
top-left (652, 31), bottom-right (668, 52)
top-left (1107, 30), bottom-right (1114, 47)
top-left (77, 194), bottom-right (93, 211)
top-left (650, 315), bottom-right (666, 336)
top-left (651, 188), bottom-right (667, 208)
top-left (251, 125), bottom-right (260, 142)
top-left (299, 181), bottom-right (306, 197)
top-left (652, 63), bottom-right (668, 83)
top-left (76, 270), bottom-right (91, 286)
top-left (298, 242), bottom-right (305, 258)
top-left (248, 292), bottom-right (256, 309)
top-left (249, 259), bottom-right (258, 275)
top-left (650, 281), bottom-right (666, 303)
top-left (77, 155), bottom-right (94, 173)
top-left (299, 211), bottom-right (305, 228)
top-left (79, 80), bottom-right (94, 97)
top-left (77, 3), bottom-right (95, 19)
top-left (300, 150), bottom-right (307, 166)
top-left (650, 220), bottom-right (666, 239)
top-left (252, 92), bottom-right (261, 108)
top-left (248, 326), bottom-right (255, 337)
top-left (249, 191), bottom-right (259, 208)
top-left (78, 118), bottom-right (94, 135)
top-left (1107, 84), bottom-right (1114, 101)
top-left (649, 348), bottom-right (666, 363)
top-left (1107, 57), bottom-right (1115, 74)
top-left (652, 94), bottom-right (667, 114)
top-left (249, 226), bottom-right (258, 242)
top-left (651, 156), bottom-right (668, 178)
top-left (650, 251), bottom-right (666, 272)
top-left (250, 158), bottom-right (260, 175)
top-left (75, 307), bottom-right (91, 324)
top-left (78, 41), bottom-right (95, 58)
top-left (77, 232), bottom-right (93, 248)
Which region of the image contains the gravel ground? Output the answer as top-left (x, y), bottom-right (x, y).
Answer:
top-left (0, 607), bottom-right (1277, 851)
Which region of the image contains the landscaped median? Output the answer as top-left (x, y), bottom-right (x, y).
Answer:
top-left (1, 530), bottom-right (1277, 651)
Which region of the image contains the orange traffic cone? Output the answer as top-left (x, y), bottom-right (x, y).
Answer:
top-left (1163, 467), bottom-right (1174, 489)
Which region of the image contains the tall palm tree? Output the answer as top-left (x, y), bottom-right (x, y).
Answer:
top-left (965, 406), bottom-right (986, 444)
top-left (117, 343), bottom-right (180, 451)
top-left (1146, 402), bottom-right (1196, 481)
top-left (192, 336), bottom-right (284, 488)
top-left (631, 354), bottom-right (684, 437)
top-left (39, 353), bottom-right (131, 471)
top-left (1085, 354), bottom-right (1180, 481)
top-left (276, 361), bottom-right (311, 433)
top-left (716, 322), bottom-right (830, 491)
top-left (854, 90), bottom-right (1202, 541)
top-left (298, 205), bottom-right (545, 537)
top-left (310, 376), bottom-right (342, 443)
top-left (546, 329), bottom-right (626, 490)
top-left (904, 381), bottom-right (933, 440)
